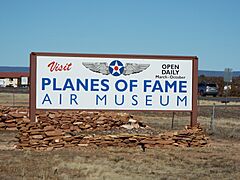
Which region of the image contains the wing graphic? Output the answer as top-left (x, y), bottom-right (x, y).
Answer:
top-left (82, 62), bottom-right (109, 75)
top-left (123, 63), bottom-right (150, 75)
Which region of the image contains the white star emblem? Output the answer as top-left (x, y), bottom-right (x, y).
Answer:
top-left (109, 61), bottom-right (124, 75)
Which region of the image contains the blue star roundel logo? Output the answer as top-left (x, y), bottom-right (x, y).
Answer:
top-left (108, 60), bottom-right (124, 76)
top-left (82, 60), bottom-right (150, 76)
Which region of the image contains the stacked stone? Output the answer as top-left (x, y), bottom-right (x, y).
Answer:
top-left (35, 110), bottom-right (134, 131)
top-left (16, 111), bottom-right (208, 150)
top-left (86, 126), bottom-right (208, 148)
top-left (16, 111), bottom-right (140, 150)
top-left (0, 106), bottom-right (28, 130)
top-left (0, 107), bottom-right (209, 150)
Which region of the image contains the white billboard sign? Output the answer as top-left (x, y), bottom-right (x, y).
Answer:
top-left (35, 56), bottom-right (193, 111)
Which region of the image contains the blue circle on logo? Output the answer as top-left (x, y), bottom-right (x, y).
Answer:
top-left (109, 60), bottom-right (124, 76)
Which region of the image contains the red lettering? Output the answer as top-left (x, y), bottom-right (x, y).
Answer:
top-left (58, 65), bottom-right (63, 71)
top-left (47, 61), bottom-right (56, 72)
top-left (63, 65), bottom-right (68, 71)
top-left (47, 61), bottom-right (72, 72)
top-left (55, 63), bottom-right (59, 71)
top-left (67, 63), bottom-right (72, 70)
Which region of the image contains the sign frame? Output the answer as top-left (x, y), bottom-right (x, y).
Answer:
top-left (30, 52), bottom-right (198, 126)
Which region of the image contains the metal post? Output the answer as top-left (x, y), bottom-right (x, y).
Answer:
top-left (191, 57), bottom-right (198, 127)
top-left (210, 103), bottom-right (215, 132)
top-left (171, 112), bottom-right (175, 129)
top-left (225, 82), bottom-right (228, 107)
top-left (12, 88), bottom-right (15, 106)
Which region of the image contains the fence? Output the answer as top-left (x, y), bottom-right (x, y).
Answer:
top-left (198, 103), bottom-right (240, 139)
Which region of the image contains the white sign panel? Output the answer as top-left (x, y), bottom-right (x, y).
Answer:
top-left (36, 56), bottom-right (193, 110)
top-left (224, 68), bottom-right (232, 83)
top-left (21, 77), bottom-right (28, 85)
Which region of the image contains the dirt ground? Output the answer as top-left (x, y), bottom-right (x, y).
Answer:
top-left (0, 94), bottom-right (240, 179)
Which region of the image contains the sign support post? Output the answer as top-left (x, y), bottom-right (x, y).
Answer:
top-left (29, 53), bottom-right (37, 122)
top-left (191, 57), bottom-right (198, 127)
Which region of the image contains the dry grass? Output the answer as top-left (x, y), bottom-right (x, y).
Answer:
top-left (0, 93), bottom-right (28, 106)
top-left (0, 139), bottom-right (239, 179)
top-left (198, 99), bottom-right (240, 106)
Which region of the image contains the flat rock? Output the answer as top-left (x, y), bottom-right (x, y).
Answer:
top-left (44, 126), bottom-right (55, 131)
top-left (61, 124), bottom-right (70, 129)
top-left (97, 116), bottom-right (108, 121)
top-left (73, 122), bottom-right (83, 125)
top-left (45, 130), bottom-right (63, 137)
top-left (9, 112), bottom-right (24, 118)
top-left (6, 127), bottom-right (17, 131)
top-left (96, 120), bottom-right (105, 125)
top-left (32, 135), bottom-right (44, 139)
top-left (5, 123), bottom-right (16, 127)
top-left (63, 137), bottom-right (74, 142)
top-left (78, 143), bottom-right (89, 147)
top-left (29, 128), bottom-right (43, 133)
top-left (5, 119), bottom-right (16, 123)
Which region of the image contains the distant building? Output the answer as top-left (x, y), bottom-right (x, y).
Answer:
top-left (0, 72), bottom-right (29, 87)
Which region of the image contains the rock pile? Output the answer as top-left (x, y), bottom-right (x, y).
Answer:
top-left (0, 106), bottom-right (209, 150)
top-left (0, 106), bottom-right (28, 131)
top-left (16, 111), bottom-right (208, 150)
top-left (33, 110), bottom-right (150, 133)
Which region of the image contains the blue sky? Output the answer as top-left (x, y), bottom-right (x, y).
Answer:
top-left (0, 0), bottom-right (239, 70)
